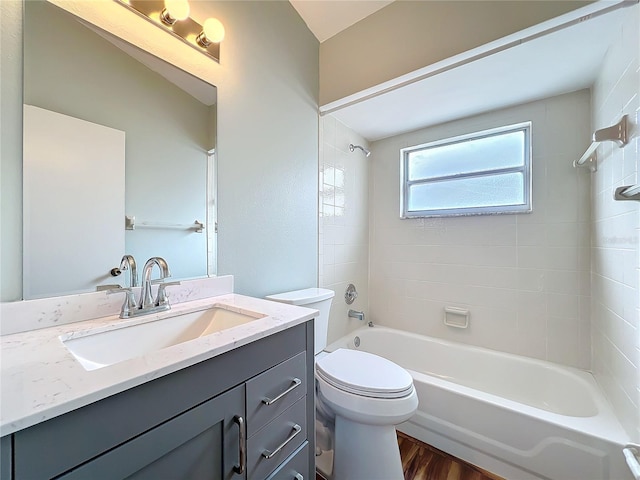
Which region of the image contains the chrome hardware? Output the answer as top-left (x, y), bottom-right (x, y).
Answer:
top-left (623, 443), bottom-right (640, 480)
top-left (614, 184), bottom-right (640, 201)
top-left (262, 378), bottom-right (302, 405)
top-left (344, 284), bottom-right (358, 305)
top-left (107, 257), bottom-right (177, 319)
top-left (348, 309), bottom-right (365, 321)
top-left (574, 145), bottom-right (597, 172)
top-left (261, 424), bottom-right (302, 459)
top-left (107, 287), bottom-right (137, 318)
top-left (233, 415), bottom-right (246, 474)
top-left (575, 115), bottom-right (629, 172)
top-left (125, 215), bottom-right (204, 233)
top-left (349, 143), bottom-right (371, 157)
top-left (139, 257), bottom-right (171, 309)
top-left (354, 336), bottom-right (360, 348)
top-left (96, 284), bottom-right (121, 291)
top-left (118, 254), bottom-right (138, 287)
top-left (154, 280), bottom-right (181, 307)
top-left (593, 115), bottom-right (628, 146)
top-left (294, 474), bottom-right (304, 480)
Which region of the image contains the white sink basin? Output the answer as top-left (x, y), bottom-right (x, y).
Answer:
top-left (61, 306), bottom-right (266, 371)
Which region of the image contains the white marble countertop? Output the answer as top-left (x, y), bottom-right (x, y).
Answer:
top-left (1, 293), bottom-right (316, 436)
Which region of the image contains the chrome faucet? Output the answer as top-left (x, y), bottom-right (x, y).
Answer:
top-left (139, 257), bottom-right (171, 309)
top-left (348, 309), bottom-right (365, 321)
top-left (108, 256), bottom-right (179, 318)
top-left (119, 254), bottom-right (138, 288)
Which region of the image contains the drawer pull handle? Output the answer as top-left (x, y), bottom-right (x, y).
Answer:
top-left (233, 415), bottom-right (246, 474)
top-left (262, 378), bottom-right (302, 405)
top-left (294, 474), bottom-right (304, 480)
top-left (261, 423), bottom-right (302, 459)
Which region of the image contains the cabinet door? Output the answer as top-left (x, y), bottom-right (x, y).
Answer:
top-left (1, 436), bottom-right (11, 480)
top-left (59, 385), bottom-right (246, 480)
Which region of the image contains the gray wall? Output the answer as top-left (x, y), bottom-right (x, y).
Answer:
top-left (0, 0), bottom-right (23, 302)
top-left (0, 1), bottom-right (319, 301)
top-left (319, 1), bottom-right (591, 105)
top-left (210, 1), bottom-right (319, 297)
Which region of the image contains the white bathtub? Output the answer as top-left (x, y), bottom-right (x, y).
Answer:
top-left (325, 326), bottom-right (632, 480)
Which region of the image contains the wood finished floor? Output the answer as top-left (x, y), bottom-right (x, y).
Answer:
top-left (397, 432), bottom-right (503, 480)
top-left (316, 432), bottom-right (503, 480)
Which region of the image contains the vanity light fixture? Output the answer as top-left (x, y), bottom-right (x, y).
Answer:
top-left (115, 0), bottom-right (224, 63)
top-left (160, 0), bottom-right (190, 26)
top-left (197, 18), bottom-right (225, 47)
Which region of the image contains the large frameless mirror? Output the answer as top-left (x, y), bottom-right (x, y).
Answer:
top-left (22, 0), bottom-right (218, 299)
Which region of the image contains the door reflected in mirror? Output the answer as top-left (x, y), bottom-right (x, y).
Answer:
top-left (23, 0), bottom-right (217, 299)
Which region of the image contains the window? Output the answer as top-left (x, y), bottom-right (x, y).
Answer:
top-left (400, 122), bottom-right (532, 218)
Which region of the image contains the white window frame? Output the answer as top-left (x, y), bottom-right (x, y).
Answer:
top-left (400, 122), bottom-right (532, 218)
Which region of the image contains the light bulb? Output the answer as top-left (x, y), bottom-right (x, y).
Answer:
top-left (160, 0), bottom-right (190, 25)
top-left (197, 18), bottom-right (225, 47)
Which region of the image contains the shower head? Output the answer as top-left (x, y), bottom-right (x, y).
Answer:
top-left (349, 143), bottom-right (371, 157)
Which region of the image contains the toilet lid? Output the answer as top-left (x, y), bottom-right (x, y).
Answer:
top-left (316, 349), bottom-right (414, 399)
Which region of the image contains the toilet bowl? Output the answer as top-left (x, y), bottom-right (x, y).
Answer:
top-left (316, 348), bottom-right (418, 480)
top-left (266, 288), bottom-right (418, 480)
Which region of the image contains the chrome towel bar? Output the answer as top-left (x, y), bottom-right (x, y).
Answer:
top-left (125, 215), bottom-right (204, 233)
top-left (623, 444), bottom-right (640, 480)
top-left (614, 184), bottom-right (640, 201)
top-left (574, 115), bottom-right (629, 172)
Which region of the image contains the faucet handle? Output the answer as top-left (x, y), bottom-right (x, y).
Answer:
top-left (106, 287), bottom-right (137, 317)
top-left (105, 286), bottom-right (132, 294)
top-left (96, 284), bottom-right (122, 291)
top-left (155, 281), bottom-right (181, 307)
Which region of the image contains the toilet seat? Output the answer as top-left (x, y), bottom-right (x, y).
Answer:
top-left (316, 349), bottom-right (414, 399)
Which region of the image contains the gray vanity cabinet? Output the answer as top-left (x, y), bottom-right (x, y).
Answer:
top-left (58, 384), bottom-right (245, 480)
top-left (0, 437), bottom-right (10, 480)
top-left (4, 321), bottom-right (315, 480)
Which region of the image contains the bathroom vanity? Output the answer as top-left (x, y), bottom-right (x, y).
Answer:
top-left (0, 278), bottom-right (316, 480)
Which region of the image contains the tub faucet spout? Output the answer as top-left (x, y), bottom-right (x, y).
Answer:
top-left (348, 309), bottom-right (365, 321)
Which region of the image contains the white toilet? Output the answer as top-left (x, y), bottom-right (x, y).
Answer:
top-left (266, 288), bottom-right (418, 480)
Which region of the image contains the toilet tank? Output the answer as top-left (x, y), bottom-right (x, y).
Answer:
top-left (265, 288), bottom-right (334, 354)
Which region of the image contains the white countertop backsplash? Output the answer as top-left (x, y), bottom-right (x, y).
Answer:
top-left (0, 276), bottom-right (316, 436)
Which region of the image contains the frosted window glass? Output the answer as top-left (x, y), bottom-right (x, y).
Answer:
top-left (401, 122), bottom-right (531, 217)
top-left (407, 173), bottom-right (525, 212)
top-left (408, 130), bottom-right (525, 181)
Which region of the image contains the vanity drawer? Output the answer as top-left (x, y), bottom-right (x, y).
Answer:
top-left (246, 351), bottom-right (306, 436)
top-left (265, 443), bottom-right (309, 480)
top-left (247, 396), bottom-right (307, 480)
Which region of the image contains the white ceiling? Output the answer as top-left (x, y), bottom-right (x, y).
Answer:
top-left (289, 0), bottom-right (393, 43)
top-left (320, 3), bottom-right (630, 142)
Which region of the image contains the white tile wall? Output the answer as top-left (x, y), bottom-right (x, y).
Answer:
top-left (319, 116), bottom-right (370, 343)
top-left (591, 4), bottom-right (640, 441)
top-left (369, 90), bottom-right (592, 369)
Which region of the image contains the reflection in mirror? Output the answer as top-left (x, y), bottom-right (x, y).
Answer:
top-left (23, 0), bottom-right (217, 299)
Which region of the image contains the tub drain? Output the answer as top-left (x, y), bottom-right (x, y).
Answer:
top-left (354, 336), bottom-right (360, 348)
